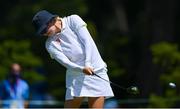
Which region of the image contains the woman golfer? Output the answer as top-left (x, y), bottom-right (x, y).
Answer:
top-left (32, 10), bottom-right (114, 108)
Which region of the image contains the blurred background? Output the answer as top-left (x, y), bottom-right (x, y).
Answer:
top-left (0, 0), bottom-right (180, 108)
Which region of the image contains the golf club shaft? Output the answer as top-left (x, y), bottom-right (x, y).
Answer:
top-left (92, 72), bottom-right (127, 90)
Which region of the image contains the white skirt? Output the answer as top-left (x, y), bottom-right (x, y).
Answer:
top-left (65, 67), bottom-right (114, 100)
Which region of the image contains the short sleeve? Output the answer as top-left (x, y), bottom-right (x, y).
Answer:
top-left (69, 15), bottom-right (87, 31)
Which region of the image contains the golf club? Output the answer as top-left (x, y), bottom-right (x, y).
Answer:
top-left (92, 72), bottom-right (139, 95)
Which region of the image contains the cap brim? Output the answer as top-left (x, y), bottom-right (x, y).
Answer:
top-left (36, 24), bottom-right (47, 36)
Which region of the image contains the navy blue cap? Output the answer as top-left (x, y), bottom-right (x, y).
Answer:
top-left (32, 10), bottom-right (57, 35)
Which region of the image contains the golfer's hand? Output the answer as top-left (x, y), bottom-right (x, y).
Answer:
top-left (83, 67), bottom-right (93, 75)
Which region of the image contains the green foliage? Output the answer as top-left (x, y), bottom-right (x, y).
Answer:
top-left (0, 40), bottom-right (44, 84)
top-left (87, 21), bottom-right (98, 40)
top-left (150, 41), bottom-right (180, 107)
top-left (151, 42), bottom-right (180, 84)
top-left (104, 35), bottom-right (130, 78)
top-left (107, 60), bottom-right (125, 78)
top-left (0, 0), bottom-right (88, 38)
top-left (151, 42), bottom-right (180, 67)
top-left (149, 93), bottom-right (178, 108)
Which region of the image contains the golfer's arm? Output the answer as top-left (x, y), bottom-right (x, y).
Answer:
top-left (76, 26), bottom-right (92, 67)
top-left (70, 15), bottom-right (92, 67)
top-left (48, 46), bottom-right (84, 71)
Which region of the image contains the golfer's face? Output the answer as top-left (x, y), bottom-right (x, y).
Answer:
top-left (45, 25), bottom-right (56, 36)
top-left (43, 20), bottom-right (57, 36)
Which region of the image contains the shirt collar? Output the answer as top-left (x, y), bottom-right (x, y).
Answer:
top-left (60, 17), bottom-right (66, 31)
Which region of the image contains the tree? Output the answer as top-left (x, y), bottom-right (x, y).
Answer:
top-left (0, 40), bottom-right (44, 84)
top-left (149, 42), bottom-right (180, 107)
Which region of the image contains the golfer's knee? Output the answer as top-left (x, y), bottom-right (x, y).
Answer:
top-left (88, 96), bottom-right (105, 108)
top-left (64, 97), bottom-right (83, 108)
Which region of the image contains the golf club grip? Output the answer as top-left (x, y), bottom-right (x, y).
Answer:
top-left (92, 72), bottom-right (126, 90)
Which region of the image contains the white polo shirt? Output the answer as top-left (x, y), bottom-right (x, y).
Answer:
top-left (45, 15), bottom-right (106, 73)
top-left (45, 15), bottom-right (114, 100)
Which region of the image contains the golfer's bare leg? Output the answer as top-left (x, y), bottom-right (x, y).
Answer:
top-left (88, 96), bottom-right (104, 108)
top-left (64, 97), bottom-right (83, 108)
